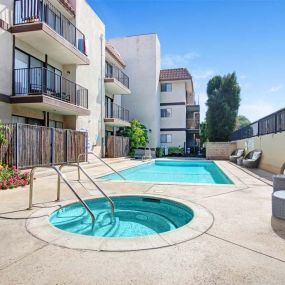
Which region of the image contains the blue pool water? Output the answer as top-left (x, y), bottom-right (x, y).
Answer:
top-left (49, 196), bottom-right (194, 237)
top-left (101, 160), bottom-right (232, 184)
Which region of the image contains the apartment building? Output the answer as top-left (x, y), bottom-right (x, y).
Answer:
top-left (160, 68), bottom-right (200, 152)
top-left (104, 42), bottom-right (131, 156)
top-left (109, 34), bottom-right (161, 148)
top-left (109, 34), bottom-right (200, 152)
top-left (0, 0), bottom-right (106, 155)
top-left (0, 1), bottom-right (198, 158)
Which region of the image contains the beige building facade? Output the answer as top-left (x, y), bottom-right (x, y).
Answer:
top-left (0, 0), bottom-right (107, 155)
top-left (159, 68), bottom-right (200, 151)
top-left (1, 1), bottom-right (199, 156)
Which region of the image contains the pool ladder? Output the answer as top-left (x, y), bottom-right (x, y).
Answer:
top-left (77, 151), bottom-right (126, 181)
top-left (28, 164), bottom-right (115, 223)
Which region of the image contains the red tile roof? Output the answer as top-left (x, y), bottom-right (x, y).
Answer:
top-left (59, 0), bottom-right (75, 16)
top-left (159, 68), bottom-right (192, 81)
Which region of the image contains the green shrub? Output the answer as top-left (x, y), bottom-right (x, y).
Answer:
top-left (118, 120), bottom-right (148, 157)
top-left (155, 147), bottom-right (164, 158)
top-left (168, 147), bottom-right (184, 156)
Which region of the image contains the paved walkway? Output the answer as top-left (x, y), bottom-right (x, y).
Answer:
top-left (0, 159), bottom-right (285, 284)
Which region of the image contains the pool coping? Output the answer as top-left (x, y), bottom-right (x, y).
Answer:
top-left (93, 159), bottom-right (241, 187)
top-left (26, 194), bottom-right (214, 252)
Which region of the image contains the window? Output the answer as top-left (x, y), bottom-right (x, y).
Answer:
top-left (160, 108), bottom-right (172, 118)
top-left (49, 120), bottom-right (63, 129)
top-left (160, 134), bottom-right (172, 143)
top-left (105, 96), bottom-right (113, 118)
top-left (161, 83), bottom-right (172, 92)
top-left (12, 115), bottom-right (26, 124)
top-left (14, 48), bottom-right (62, 96)
top-left (12, 115), bottom-right (44, 126)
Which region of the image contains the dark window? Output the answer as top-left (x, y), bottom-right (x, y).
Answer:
top-left (105, 96), bottom-right (114, 118)
top-left (49, 120), bottom-right (63, 129)
top-left (160, 108), bottom-right (172, 118)
top-left (161, 83), bottom-right (172, 92)
top-left (160, 134), bottom-right (172, 143)
top-left (12, 115), bottom-right (44, 126)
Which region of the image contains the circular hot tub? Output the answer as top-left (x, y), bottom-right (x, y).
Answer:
top-left (49, 196), bottom-right (194, 238)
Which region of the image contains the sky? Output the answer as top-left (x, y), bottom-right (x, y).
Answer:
top-left (88, 0), bottom-right (285, 122)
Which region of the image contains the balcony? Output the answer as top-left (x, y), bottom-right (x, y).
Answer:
top-left (186, 104), bottom-right (200, 112)
top-left (186, 119), bottom-right (200, 131)
top-left (11, 67), bottom-right (89, 115)
top-left (11, 0), bottom-right (89, 65)
top-left (104, 102), bottom-right (130, 127)
top-left (105, 63), bottom-right (131, 95)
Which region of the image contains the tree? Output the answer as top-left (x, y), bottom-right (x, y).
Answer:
top-left (199, 121), bottom-right (208, 147)
top-left (235, 115), bottom-right (250, 130)
top-left (206, 73), bottom-right (241, 141)
top-left (118, 120), bottom-right (148, 156)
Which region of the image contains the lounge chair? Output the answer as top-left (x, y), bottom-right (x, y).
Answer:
top-left (229, 148), bottom-right (245, 163)
top-left (242, 149), bottom-right (262, 168)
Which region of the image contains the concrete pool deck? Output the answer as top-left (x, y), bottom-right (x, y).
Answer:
top-left (0, 159), bottom-right (285, 284)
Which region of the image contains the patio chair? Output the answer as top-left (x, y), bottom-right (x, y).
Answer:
top-left (242, 149), bottom-right (262, 168)
top-left (142, 149), bottom-right (152, 161)
top-left (134, 149), bottom-right (144, 159)
top-left (229, 148), bottom-right (245, 163)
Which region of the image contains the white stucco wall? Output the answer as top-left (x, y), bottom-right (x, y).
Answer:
top-left (74, 0), bottom-right (105, 154)
top-left (109, 34), bottom-right (161, 148)
top-left (160, 105), bottom-right (186, 129)
top-left (160, 81), bottom-right (186, 104)
top-left (160, 130), bottom-right (186, 148)
top-left (159, 80), bottom-right (187, 147)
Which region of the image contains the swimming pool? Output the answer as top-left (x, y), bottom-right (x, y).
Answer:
top-left (100, 160), bottom-right (233, 184)
top-left (49, 196), bottom-right (194, 238)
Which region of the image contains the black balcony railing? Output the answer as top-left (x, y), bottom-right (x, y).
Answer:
top-left (14, 0), bottom-right (86, 55)
top-left (105, 102), bottom-right (129, 122)
top-left (14, 67), bottom-right (88, 108)
top-left (229, 107), bottom-right (285, 141)
top-left (105, 62), bottom-right (129, 89)
top-left (186, 119), bottom-right (200, 130)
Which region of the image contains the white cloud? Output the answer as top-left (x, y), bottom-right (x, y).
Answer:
top-left (268, 84), bottom-right (283, 93)
top-left (161, 52), bottom-right (200, 69)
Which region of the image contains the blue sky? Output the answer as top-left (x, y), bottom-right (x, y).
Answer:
top-left (88, 0), bottom-right (285, 122)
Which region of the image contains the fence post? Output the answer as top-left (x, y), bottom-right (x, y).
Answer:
top-left (51, 127), bottom-right (55, 165)
top-left (275, 113), bottom-right (278, 133)
top-left (65, 130), bottom-right (69, 163)
top-left (16, 123), bottom-right (19, 169)
top-left (85, 132), bottom-right (88, 162)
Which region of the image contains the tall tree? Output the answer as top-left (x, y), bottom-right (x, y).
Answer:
top-left (199, 121), bottom-right (208, 147)
top-left (206, 73), bottom-right (241, 141)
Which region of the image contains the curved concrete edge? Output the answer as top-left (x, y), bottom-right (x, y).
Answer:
top-left (26, 194), bottom-right (214, 252)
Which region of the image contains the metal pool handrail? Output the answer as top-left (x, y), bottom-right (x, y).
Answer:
top-left (77, 151), bottom-right (126, 181)
top-left (59, 163), bottom-right (115, 216)
top-left (29, 166), bottom-right (95, 223)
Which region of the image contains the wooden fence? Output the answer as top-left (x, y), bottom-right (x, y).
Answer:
top-left (0, 124), bottom-right (87, 168)
top-left (106, 136), bottom-right (129, 158)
